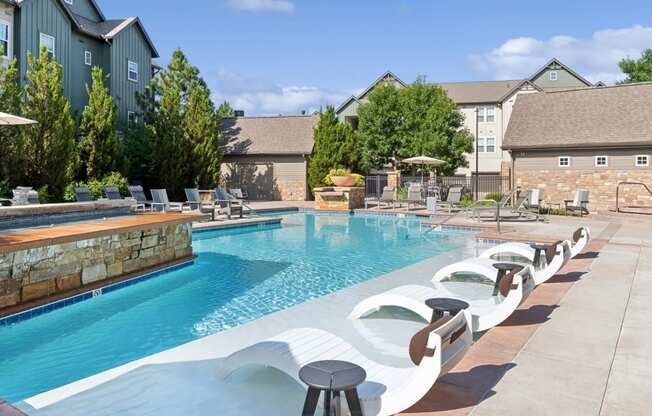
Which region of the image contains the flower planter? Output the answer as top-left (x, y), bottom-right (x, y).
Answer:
top-left (331, 176), bottom-right (356, 187)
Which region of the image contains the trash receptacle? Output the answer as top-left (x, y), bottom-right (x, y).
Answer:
top-left (427, 197), bottom-right (437, 213)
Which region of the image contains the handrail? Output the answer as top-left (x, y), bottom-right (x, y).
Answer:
top-left (616, 181), bottom-right (652, 212)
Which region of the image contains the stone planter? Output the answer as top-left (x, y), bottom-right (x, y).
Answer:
top-left (331, 176), bottom-right (356, 187)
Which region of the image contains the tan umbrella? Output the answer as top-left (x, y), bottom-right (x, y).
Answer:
top-left (401, 155), bottom-right (445, 183)
top-left (0, 112), bottom-right (37, 125)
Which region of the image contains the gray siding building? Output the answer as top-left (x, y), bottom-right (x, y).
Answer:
top-left (0, 0), bottom-right (158, 125)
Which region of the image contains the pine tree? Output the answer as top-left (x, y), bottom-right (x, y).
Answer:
top-left (217, 101), bottom-right (235, 118)
top-left (186, 82), bottom-right (222, 188)
top-left (19, 48), bottom-right (76, 201)
top-left (78, 66), bottom-right (122, 180)
top-left (0, 58), bottom-right (23, 187)
top-left (307, 106), bottom-right (358, 191)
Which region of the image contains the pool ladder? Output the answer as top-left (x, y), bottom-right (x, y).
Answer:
top-left (615, 181), bottom-right (652, 212)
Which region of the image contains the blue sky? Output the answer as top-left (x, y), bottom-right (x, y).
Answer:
top-left (101, 0), bottom-right (652, 115)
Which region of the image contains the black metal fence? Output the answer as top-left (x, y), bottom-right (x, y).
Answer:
top-left (366, 174), bottom-right (511, 200)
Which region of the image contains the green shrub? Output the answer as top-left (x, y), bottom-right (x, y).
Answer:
top-left (37, 185), bottom-right (53, 204)
top-left (485, 192), bottom-right (503, 202)
top-left (351, 173), bottom-right (365, 186)
top-left (0, 179), bottom-right (11, 199)
top-left (329, 168), bottom-right (351, 176)
top-left (64, 172), bottom-right (129, 202)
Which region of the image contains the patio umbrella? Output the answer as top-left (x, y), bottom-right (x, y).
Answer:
top-left (0, 112), bottom-right (37, 125)
top-left (401, 156), bottom-right (445, 183)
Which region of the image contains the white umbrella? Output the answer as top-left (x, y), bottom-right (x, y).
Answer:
top-left (401, 156), bottom-right (445, 166)
top-left (0, 112), bottom-right (37, 125)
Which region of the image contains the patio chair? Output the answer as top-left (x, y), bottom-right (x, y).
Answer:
top-left (527, 188), bottom-right (544, 214)
top-left (230, 188), bottom-right (249, 202)
top-left (565, 190), bottom-right (590, 217)
top-left (185, 188), bottom-right (218, 220)
top-left (350, 265), bottom-right (534, 333)
top-left (73, 186), bottom-right (94, 202)
top-left (481, 226), bottom-right (590, 262)
top-left (440, 240), bottom-right (571, 286)
top-left (214, 187), bottom-right (244, 219)
top-left (403, 184), bottom-right (424, 210)
top-left (10, 187), bottom-right (40, 206)
top-left (434, 186), bottom-right (463, 214)
top-left (107, 186), bottom-right (146, 212)
top-left (365, 186), bottom-right (396, 209)
top-left (128, 185), bottom-right (154, 211)
top-left (150, 189), bottom-right (185, 213)
top-left (220, 311), bottom-right (472, 416)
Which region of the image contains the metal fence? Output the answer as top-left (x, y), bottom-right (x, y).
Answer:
top-left (366, 174), bottom-right (511, 200)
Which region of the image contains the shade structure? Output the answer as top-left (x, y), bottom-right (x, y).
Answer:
top-left (401, 156), bottom-right (445, 166)
top-left (0, 112), bottom-right (37, 126)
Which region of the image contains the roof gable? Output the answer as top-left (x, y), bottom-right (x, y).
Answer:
top-left (106, 17), bottom-right (160, 58)
top-left (528, 58), bottom-right (593, 88)
top-left (66, 0), bottom-right (104, 22)
top-left (357, 70), bottom-right (407, 101)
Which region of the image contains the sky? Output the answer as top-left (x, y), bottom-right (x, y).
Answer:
top-left (100, 0), bottom-right (652, 116)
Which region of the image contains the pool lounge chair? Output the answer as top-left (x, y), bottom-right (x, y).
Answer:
top-left (128, 186), bottom-right (154, 211)
top-left (150, 189), bottom-right (185, 213)
top-left (436, 240), bottom-right (571, 286)
top-left (73, 186), bottom-right (94, 202)
top-left (220, 310), bottom-right (472, 416)
top-left (435, 186), bottom-right (463, 214)
top-left (106, 186), bottom-right (146, 211)
top-left (230, 188), bottom-right (249, 202)
top-left (480, 226), bottom-right (590, 262)
top-left (565, 190), bottom-right (590, 217)
top-left (11, 187), bottom-right (40, 205)
top-left (402, 185), bottom-right (424, 210)
top-left (350, 266), bottom-right (534, 333)
top-left (214, 187), bottom-right (244, 219)
top-left (365, 186), bottom-right (396, 209)
top-left (185, 188), bottom-right (218, 220)
top-left (470, 192), bottom-right (540, 222)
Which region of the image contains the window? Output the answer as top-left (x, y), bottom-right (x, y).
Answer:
top-left (595, 155), bottom-right (608, 167)
top-left (39, 33), bottom-right (55, 59)
top-left (635, 155), bottom-right (650, 167)
top-left (127, 111), bottom-right (137, 124)
top-left (64, 0), bottom-right (73, 4)
top-left (344, 115), bottom-right (359, 130)
top-left (477, 106), bottom-right (495, 123)
top-left (84, 51), bottom-right (92, 66)
top-left (558, 156), bottom-right (570, 167)
top-left (0, 21), bottom-right (8, 57)
top-left (549, 71), bottom-right (558, 81)
top-left (476, 137), bottom-right (496, 153)
top-left (127, 61), bottom-right (138, 82)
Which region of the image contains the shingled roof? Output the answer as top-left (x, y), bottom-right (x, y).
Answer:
top-left (221, 115), bottom-right (318, 156)
top-left (503, 83), bottom-right (652, 150)
top-left (435, 80), bottom-right (532, 104)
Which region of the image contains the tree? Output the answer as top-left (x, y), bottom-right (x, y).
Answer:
top-left (139, 48), bottom-right (221, 198)
top-left (217, 100), bottom-right (235, 118)
top-left (357, 82), bottom-right (474, 175)
top-left (19, 48), bottom-right (76, 201)
top-left (0, 58), bottom-right (23, 187)
top-left (308, 106), bottom-right (358, 191)
top-left (77, 66), bottom-right (122, 180)
top-left (186, 82), bottom-right (222, 188)
top-left (619, 49), bottom-right (652, 83)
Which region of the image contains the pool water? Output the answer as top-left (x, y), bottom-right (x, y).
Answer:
top-left (0, 212), bottom-right (473, 403)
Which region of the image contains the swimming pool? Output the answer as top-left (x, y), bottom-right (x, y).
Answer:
top-left (0, 212), bottom-right (475, 402)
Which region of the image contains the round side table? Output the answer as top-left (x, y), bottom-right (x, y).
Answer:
top-left (424, 298), bottom-right (470, 323)
top-left (299, 360), bottom-right (366, 416)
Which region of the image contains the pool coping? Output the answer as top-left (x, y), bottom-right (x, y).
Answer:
top-left (192, 216), bottom-right (282, 232)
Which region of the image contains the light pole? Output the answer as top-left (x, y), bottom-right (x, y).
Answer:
top-left (475, 107), bottom-right (479, 201)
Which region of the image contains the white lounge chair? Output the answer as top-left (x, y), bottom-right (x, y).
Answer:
top-left (350, 266), bottom-right (534, 333)
top-left (438, 241), bottom-right (571, 286)
top-left (480, 227), bottom-right (590, 262)
top-left (220, 311), bottom-right (472, 416)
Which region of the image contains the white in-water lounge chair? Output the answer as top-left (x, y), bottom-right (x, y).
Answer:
top-left (350, 266), bottom-right (534, 333)
top-left (220, 311), bottom-right (472, 416)
top-left (480, 227), bottom-right (590, 262)
top-left (436, 240), bottom-right (571, 286)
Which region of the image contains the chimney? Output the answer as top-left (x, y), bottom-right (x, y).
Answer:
top-left (234, 110), bottom-right (245, 117)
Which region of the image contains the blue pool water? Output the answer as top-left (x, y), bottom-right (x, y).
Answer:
top-left (0, 212), bottom-right (473, 403)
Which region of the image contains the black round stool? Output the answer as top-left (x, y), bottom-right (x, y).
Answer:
top-left (299, 360), bottom-right (366, 416)
top-left (492, 262), bottom-right (523, 296)
top-left (529, 242), bottom-right (560, 268)
top-left (424, 298), bottom-right (470, 323)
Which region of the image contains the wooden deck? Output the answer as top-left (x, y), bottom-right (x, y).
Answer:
top-left (0, 213), bottom-right (208, 254)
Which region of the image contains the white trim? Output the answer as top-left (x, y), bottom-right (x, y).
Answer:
top-left (84, 51), bottom-right (92, 66)
top-left (127, 111), bottom-right (137, 123)
top-left (558, 156), bottom-right (571, 167)
top-left (0, 19), bottom-right (10, 59)
top-left (127, 60), bottom-right (138, 82)
top-left (549, 71), bottom-right (558, 81)
top-left (595, 155), bottom-right (608, 167)
top-left (635, 154), bottom-right (650, 167)
top-left (64, 0), bottom-right (73, 4)
top-left (39, 33), bottom-right (55, 57)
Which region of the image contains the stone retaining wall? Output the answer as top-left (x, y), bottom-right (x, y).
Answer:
top-left (514, 169), bottom-right (652, 212)
top-left (0, 223), bottom-right (192, 309)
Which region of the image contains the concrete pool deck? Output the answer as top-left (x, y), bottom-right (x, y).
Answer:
top-left (8, 206), bottom-right (652, 415)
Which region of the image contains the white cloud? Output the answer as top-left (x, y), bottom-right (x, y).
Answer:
top-left (210, 69), bottom-right (354, 116)
top-left (468, 25), bottom-right (652, 84)
top-left (226, 0), bottom-right (295, 14)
